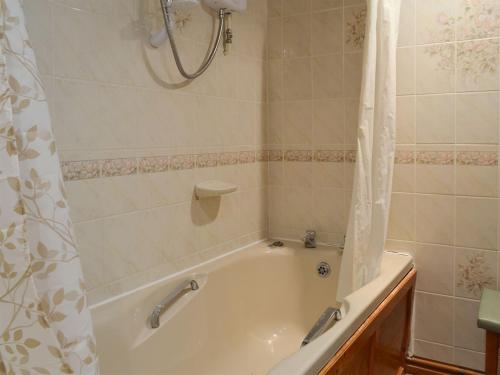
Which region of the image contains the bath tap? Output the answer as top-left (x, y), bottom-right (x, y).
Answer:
top-left (303, 230), bottom-right (317, 248)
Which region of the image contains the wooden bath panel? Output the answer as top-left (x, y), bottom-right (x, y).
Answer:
top-left (319, 268), bottom-right (417, 375)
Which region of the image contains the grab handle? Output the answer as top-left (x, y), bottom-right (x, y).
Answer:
top-left (149, 279), bottom-right (199, 329)
top-left (301, 307), bottom-right (342, 347)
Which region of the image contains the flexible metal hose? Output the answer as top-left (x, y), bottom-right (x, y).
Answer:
top-left (160, 0), bottom-right (225, 80)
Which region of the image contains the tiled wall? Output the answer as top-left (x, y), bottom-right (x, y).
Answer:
top-left (387, 0), bottom-right (500, 371)
top-left (266, 0), bottom-right (366, 245)
top-left (23, 0), bottom-right (269, 305)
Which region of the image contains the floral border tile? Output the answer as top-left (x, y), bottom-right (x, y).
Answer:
top-left (138, 156), bottom-right (169, 174)
top-left (170, 154), bottom-right (196, 170)
top-left (256, 150), bottom-right (270, 162)
top-left (61, 160), bottom-right (100, 181)
top-left (285, 150), bottom-right (313, 162)
top-left (314, 150), bottom-right (344, 162)
top-left (218, 152), bottom-right (239, 166)
top-left (101, 158), bottom-right (137, 177)
top-left (269, 150), bottom-right (283, 162)
top-left (416, 151), bottom-right (454, 165)
top-left (345, 150), bottom-right (357, 163)
top-left (239, 151), bottom-right (256, 164)
top-left (456, 151), bottom-right (498, 166)
top-left (196, 153), bottom-right (218, 168)
top-left (395, 150), bottom-right (416, 164)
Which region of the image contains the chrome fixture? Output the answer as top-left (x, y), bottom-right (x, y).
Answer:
top-left (316, 261), bottom-right (331, 278)
top-left (301, 307), bottom-right (342, 347)
top-left (303, 230), bottom-right (317, 248)
top-left (150, 0), bottom-right (247, 80)
top-left (150, 279), bottom-right (199, 329)
top-left (269, 240), bottom-right (284, 248)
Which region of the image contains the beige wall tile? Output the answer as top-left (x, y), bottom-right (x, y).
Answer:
top-left (414, 292), bottom-right (454, 345)
top-left (416, 194), bottom-right (455, 245)
top-left (283, 101), bottom-right (313, 145)
top-left (456, 92), bottom-right (499, 144)
top-left (343, 52), bottom-right (363, 98)
top-left (456, 0), bottom-right (500, 40)
top-left (396, 96), bottom-right (416, 144)
top-left (454, 299), bottom-right (485, 352)
top-left (456, 197), bottom-right (497, 250)
top-left (456, 39), bottom-right (500, 92)
top-left (312, 0), bottom-right (342, 11)
top-left (416, 0), bottom-right (456, 44)
top-left (313, 99), bottom-right (344, 145)
top-left (455, 247), bottom-right (497, 299)
top-left (313, 54), bottom-right (343, 98)
top-left (454, 348), bottom-right (485, 372)
top-left (388, 193), bottom-right (416, 241)
top-left (398, 0), bottom-right (416, 47)
top-left (416, 95), bottom-right (455, 144)
top-left (312, 9), bottom-right (343, 55)
top-left (415, 243), bottom-right (454, 295)
top-left (284, 15), bottom-right (311, 58)
top-left (416, 43), bottom-right (456, 94)
top-left (283, 0), bottom-right (311, 16)
top-left (397, 47), bottom-right (416, 95)
top-left (413, 340), bottom-right (454, 363)
top-left (284, 58), bottom-right (313, 100)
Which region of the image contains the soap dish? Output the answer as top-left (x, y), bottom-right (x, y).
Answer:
top-left (195, 180), bottom-right (238, 199)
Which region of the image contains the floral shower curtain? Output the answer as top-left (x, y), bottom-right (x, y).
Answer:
top-left (0, 1), bottom-right (98, 374)
top-left (337, 0), bottom-right (401, 301)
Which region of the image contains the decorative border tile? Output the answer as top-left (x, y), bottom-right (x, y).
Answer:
top-left (456, 151), bottom-right (498, 166)
top-left (395, 150), bottom-right (415, 165)
top-left (345, 150), bottom-right (357, 163)
top-left (62, 148), bottom-right (498, 181)
top-left (314, 150), bottom-right (345, 162)
top-left (256, 150), bottom-right (269, 162)
top-left (138, 156), bottom-right (169, 174)
top-left (196, 153), bottom-right (218, 168)
top-left (269, 150), bottom-right (283, 162)
top-left (239, 151), bottom-right (256, 164)
top-left (416, 151), bottom-right (454, 166)
top-left (285, 150), bottom-right (313, 162)
top-left (61, 160), bottom-right (100, 181)
top-left (101, 158), bottom-right (137, 177)
top-left (218, 152), bottom-right (239, 166)
top-left (170, 154), bottom-right (196, 170)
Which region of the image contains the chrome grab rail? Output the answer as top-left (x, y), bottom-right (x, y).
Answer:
top-left (150, 279), bottom-right (199, 329)
top-left (301, 307), bottom-right (342, 347)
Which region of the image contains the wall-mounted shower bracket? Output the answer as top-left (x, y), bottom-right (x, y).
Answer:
top-left (223, 11), bottom-right (233, 55)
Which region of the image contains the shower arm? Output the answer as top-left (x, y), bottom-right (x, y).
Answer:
top-left (160, 0), bottom-right (226, 80)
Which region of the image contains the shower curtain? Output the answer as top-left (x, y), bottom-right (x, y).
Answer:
top-left (0, 1), bottom-right (98, 374)
top-left (337, 0), bottom-right (401, 301)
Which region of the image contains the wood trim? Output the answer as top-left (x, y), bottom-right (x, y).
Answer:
top-left (485, 331), bottom-right (499, 375)
top-left (319, 268), bottom-right (417, 374)
top-left (406, 356), bottom-right (483, 375)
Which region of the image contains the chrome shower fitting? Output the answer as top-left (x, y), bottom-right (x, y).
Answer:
top-left (157, 0), bottom-right (226, 80)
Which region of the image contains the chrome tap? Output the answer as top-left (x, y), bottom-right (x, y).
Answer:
top-left (303, 230), bottom-right (317, 248)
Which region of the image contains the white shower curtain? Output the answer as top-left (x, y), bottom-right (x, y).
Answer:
top-left (0, 1), bottom-right (98, 374)
top-left (337, 0), bottom-right (401, 301)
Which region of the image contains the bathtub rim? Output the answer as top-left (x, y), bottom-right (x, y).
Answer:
top-left (269, 250), bottom-right (414, 375)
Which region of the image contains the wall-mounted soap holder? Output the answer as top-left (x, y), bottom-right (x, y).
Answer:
top-left (195, 180), bottom-right (237, 199)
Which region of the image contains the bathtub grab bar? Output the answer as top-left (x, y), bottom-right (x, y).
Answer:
top-left (301, 307), bottom-right (342, 347)
top-left (149, 279), bottom-right (199, 329)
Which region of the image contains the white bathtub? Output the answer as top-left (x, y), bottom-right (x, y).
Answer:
top-left (91, 240), bottom-right (413, 375)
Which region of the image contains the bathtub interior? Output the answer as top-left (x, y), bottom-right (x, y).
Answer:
top-left (91, 242), bottom-right (343, 375)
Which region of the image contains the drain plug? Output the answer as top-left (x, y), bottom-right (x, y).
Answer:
top-left (316, 262), bottom-right (331, 278)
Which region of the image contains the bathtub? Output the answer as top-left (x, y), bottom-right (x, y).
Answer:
top-left (91, 240), bottom-right (413, 375)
